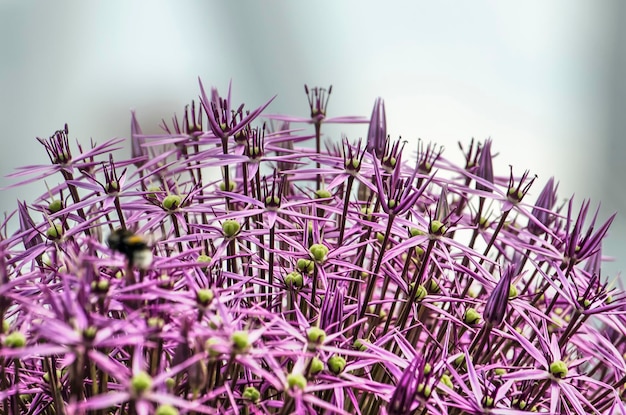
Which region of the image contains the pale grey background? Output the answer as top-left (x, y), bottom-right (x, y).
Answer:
top-left (1, 1), bottom-right (624, 278)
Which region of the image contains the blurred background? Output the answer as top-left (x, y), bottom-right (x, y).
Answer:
top-left (1, 1), bottom-right (624, 278)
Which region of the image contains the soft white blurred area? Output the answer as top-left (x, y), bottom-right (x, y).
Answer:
top-left (1, 1), bottom-right (623, 276)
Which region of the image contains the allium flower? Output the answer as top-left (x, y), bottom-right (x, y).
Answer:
top-left (1, 79), bottom-right (625, 415)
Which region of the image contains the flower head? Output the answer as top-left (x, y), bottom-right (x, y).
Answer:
top-left (1, 79), bottom-right (622, 415)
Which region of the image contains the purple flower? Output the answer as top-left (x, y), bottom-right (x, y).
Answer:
top-left (1, 79), bottom-right (623, 415)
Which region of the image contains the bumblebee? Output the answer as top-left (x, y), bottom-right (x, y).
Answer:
top-left (107, 229), bottom-right (153, 270)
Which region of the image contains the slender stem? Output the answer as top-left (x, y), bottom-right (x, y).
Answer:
top-left (396, 239), bottom-right (436, 331)
top-left (337, 176), bottom-right (355, 246)
top-left (358, 214), bottom-right (395, 324)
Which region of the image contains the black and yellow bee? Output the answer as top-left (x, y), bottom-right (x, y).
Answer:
top-left (107, 229), bottom-right (153, 270)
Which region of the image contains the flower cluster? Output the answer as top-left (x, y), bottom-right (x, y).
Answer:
top-left (1, 79), bottom-right (625, 415)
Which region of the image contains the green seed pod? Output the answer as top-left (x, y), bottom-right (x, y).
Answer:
top-left (309, 243), bottom-right (329, 263)
top-left (83, 326), bottom-right (97, 341)
top-left (345, 158), bottom-right (361, 171)
top-left (494, 368), bottom-right (506, 376)
top-left (231, 331), bottom-right (250, 353)
top-left (513, 399), bottom-right (527, 410)
top-left (353, 338), bottom-right (369, 352)
top-left (482, 396), bottom-right (494, 408)
top-left (507, 187), bottom-right (524, 202)
top-left (162, 194), bottom-right (182, 211)
top-left (287, 373), bottom-right (307, 390)
top-left (382, 155), bottom-right (396, 170)
top-left (440, 374), bottom-right (453, 389)
top-left (196, 289), bottom-right (214, 307)
top-left (429, 220), bottom-right (446, 235)
top-left (146, 186), bottom-right (161, 200)
top-left (157, 274), bottom-right (174, 289)
top-left (219, 181), bottom-right (235, 192)
top-left (284, 271), bottom-right (304, 288)
top-left (42, 369), bottom-right (62, 384)
top-left (197, 254), bottom-right (211, 263)
top-left (479, 216), bottom-right (489, 229)
top-left (417, 383), bottom-right (431, 398)
top-left (46, 224), bottom-right (63, 240)
top-left (360, 206), bottom-right (375, 221)
top-left (91, 279), bottom-right (110, 295)
top-left (314, 189), bottom-right (332, 199)
top-left (409, 283), bottom-right (427, 302)
top-left (327, 355), bottom-right (346, 375)
top-left (463, 308), bottom-right (481, 325)
top-left (306, 327), bottom-right (326, 348)
top-left (296, 258), bottom-right (314, 274)
top-left (147, 317), bottom-right (165, 330)
top-left (205, 338), bottom-right (222, 358)
top-left (376, 232), bottom-right (385, 244)
top-left (1, 320), bottom-right (9, 334)
top-left (409, 227), bottom-right (425, 237)
top-left (4, 332), bottom-right (26, 348)
top-left (423, 362), bottom-right (432, 376)
top-left (265, 195), bottom-right (280, 207)
top-left (242, 386), bottom-right (261, 403)
top-left (130, 371), bottom-right (152, 396)
top-left (509, 285), bottom-right (518, 299)
top-left (309, 356), bottom-right (324, 376)
top-left (454, 354), bottom-right (466, 369)
top-left (222, 220), bottom-right (241, 238)
top-left (549, 360), bottom-right (568, 379)
top-left (48, 199), bottom-right (63, 213)
top-left (428, 278), bottom-right (440, 293)
top-left (155, 404), bottom-right (179, 415)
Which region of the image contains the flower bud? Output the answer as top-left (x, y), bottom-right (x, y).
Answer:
top-left (388, 355), bottom-right (425, 415)
top-left (366, 97), bottom-right (386, 158)
top-left (528, 177), bottom-right (557, 235)
top-left (476, 139), bottom-right (493, 193)
top-left (483, 264), bottom-right (515, 327)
